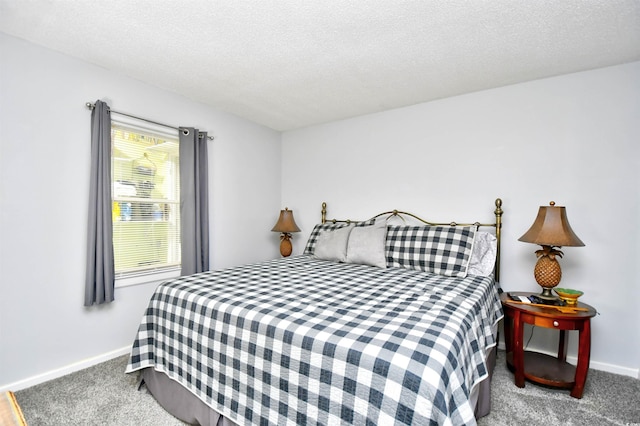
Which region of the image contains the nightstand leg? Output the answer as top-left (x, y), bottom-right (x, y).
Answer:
top-left (504, 314), bottom-right (513, 353)
top-left (513, 311), bottom-right (525, 388)
top-left (571, 320), bottom-right (591, 398)
top-left (558, 330), bottom-right (567, 362)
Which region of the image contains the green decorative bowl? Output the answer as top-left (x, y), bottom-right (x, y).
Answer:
top-left (554, 288), bottom-right (584, 306)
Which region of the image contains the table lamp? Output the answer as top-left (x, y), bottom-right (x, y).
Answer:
top-left (271, 208), bottom-right (301, 257)
top-left (518, 201), bottom-right (585, 300)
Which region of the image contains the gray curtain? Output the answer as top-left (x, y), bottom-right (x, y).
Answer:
top-left (179, 127), bottom-right (210, 275)
top-left (85, 100), bottom-right (115, 306)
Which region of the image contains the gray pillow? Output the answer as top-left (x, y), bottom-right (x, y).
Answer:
top-left (346, 219), bottom-right (387, 268)
top-left (313, 225), bottom-right (354, 262)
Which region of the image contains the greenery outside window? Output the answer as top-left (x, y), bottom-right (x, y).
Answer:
top-left (111, 118), bottom-right (181, 280)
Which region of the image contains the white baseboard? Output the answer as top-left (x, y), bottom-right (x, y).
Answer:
top-left (497, 342), bottom-right (639, 378)
top-left (0, 346), bottom-right (131, 393)
top-left (588, 359), bottom-right (639, 379)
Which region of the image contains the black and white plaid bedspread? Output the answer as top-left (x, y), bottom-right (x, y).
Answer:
top-left (126, 256), bottom-right (502, 426)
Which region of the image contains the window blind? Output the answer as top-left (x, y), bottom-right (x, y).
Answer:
top-left (111, 120), bottom-right (181, 277)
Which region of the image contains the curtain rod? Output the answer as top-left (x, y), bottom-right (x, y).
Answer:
top-left (85, 102), bottom-right (214, 140)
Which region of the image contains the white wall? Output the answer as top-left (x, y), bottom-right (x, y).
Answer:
top-left (0, 33), bottom-right (282, 389)
top-left (282, 61), bottom-right (640, 377)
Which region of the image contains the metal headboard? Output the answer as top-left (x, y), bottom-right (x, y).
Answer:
top-left (321, 198), bottom-right (504, 282)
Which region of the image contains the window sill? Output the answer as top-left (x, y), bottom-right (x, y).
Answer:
top-left (115, 268), bottom-right (181, 289)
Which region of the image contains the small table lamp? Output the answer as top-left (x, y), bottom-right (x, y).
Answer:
top-left (519, 201), bottom-right (585, 300)
top-left (271, 207), bottom-right (301, 257)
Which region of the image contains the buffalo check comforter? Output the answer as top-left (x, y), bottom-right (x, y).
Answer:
top-left (126, 255), bottom-right (502, 426)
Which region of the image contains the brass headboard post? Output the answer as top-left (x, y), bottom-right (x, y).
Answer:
top-left (494, 198), bottom-right (503, 284)
top-left (321, 202), bottom-right (327, 224)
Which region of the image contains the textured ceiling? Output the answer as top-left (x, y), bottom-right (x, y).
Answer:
top-left (1, 1), bottom-right (639, 131)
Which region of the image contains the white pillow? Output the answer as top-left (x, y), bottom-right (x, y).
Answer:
top-left (346, 219), bottom-right (387, 268)
top-left (313, 225), bottom-right (354, 262)
top-left (467, 231), bottom-right (497, 277)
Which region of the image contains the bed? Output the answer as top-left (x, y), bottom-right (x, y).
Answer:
top-left (126, 199), bottom-right (504, 426)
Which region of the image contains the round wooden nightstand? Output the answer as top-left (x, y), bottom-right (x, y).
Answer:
top-left (500, 291), bottom-right (597, 398)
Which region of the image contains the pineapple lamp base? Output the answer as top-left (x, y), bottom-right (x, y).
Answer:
top-left (534, 245), bottom-right (563, 301)
top-left (279, 233), bottom-right (293, 257)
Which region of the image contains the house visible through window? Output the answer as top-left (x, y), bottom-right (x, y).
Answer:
top-left (111, 119), bottom-right (180, 279)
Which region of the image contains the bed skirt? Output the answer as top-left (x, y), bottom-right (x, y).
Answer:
top-left (140, 346), bottom-right (497, 426)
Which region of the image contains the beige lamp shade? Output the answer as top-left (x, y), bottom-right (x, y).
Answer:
top-left (271, 208), bottom-right (301, 234)
top-left (518, 202), bottom-right (584, 247)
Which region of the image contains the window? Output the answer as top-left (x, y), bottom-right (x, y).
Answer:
top-left (111, 118), bottom-right (180, 280)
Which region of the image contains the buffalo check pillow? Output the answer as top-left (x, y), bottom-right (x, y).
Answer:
top-left (385, 225), bottom-right (477, 277)
top-left (304, 223), bottom-right (350, 255)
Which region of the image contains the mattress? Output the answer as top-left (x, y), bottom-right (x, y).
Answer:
top-left (126, 255), bottom-right (502, 425)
